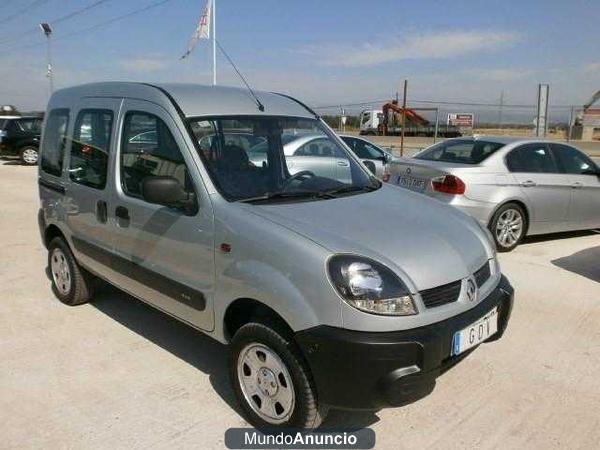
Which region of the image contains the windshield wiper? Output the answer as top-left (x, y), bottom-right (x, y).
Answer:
top-left (324, 183), bottom-right (380, 197)
top-left (238, 190), bottom-right (336, 204)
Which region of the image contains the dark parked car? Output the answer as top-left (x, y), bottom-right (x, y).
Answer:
top-left (0, 116), bottom-right (43, 165)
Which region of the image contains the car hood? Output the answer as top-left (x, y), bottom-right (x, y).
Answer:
top-left (246, 185), bottom-right (492, 291)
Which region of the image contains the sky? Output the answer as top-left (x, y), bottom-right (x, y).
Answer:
top-left (0, 0), bottom-right (599, 122)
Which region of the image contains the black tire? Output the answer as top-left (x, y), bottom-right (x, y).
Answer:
top-left (19, 146), bottom-right (39, 165)
top-left (229, 320), bottom-right (326, 430)
top-left (489, 203), bottom-right (527, 252)
top-left (48, 237), bottom-right (94, 305)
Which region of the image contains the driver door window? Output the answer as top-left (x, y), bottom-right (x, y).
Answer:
top-left (120, 111), bottom-right (193, 198)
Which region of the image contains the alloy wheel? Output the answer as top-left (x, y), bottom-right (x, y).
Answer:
top-left (495, 208), bottom-right (523, 248)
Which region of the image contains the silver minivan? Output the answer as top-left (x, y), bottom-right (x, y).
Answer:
top-left (38, 82), bottom-right (514, 429)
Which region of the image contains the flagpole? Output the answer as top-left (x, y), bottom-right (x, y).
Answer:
top-left (212, 0), bottom-right (216, 85)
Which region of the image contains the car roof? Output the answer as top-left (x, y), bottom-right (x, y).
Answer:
top-left (49, 82), bottom-right (315, 119)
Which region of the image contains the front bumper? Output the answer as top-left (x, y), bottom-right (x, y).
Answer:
top-left (295, 275), bottom-right (514, 410)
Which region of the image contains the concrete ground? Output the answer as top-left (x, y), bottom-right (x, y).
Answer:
top-left (1, 161), bottom-right (599, 449)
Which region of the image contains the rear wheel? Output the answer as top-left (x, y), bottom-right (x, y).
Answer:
top-left (229, 321), bottom-right (326, 430)
top-left (48, 237), bottom-right (94, 305)
top-left (489, 203), bottom-right (526, 252)
top-left (20, 146), bottom-right (38, 165)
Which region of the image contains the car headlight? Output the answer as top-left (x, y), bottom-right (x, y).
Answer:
top-left (328, 255), bottom-right (417, 316)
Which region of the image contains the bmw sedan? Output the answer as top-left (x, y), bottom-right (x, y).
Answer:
top-left (388, 137), bottom-right (600, 251)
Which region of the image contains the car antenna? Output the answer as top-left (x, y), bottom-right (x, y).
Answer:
top-left (215, 39), bottom-right (264, 112)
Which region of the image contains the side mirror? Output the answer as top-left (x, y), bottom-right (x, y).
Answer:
top-left (363, 160), bottom-right (377, 175)
top-left (141, 176), bottom-right (196, 213)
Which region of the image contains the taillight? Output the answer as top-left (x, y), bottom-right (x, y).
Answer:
top-left (431, 174), bottom-right (465, 195)
top-left (382, 172), bottom-right (390, 182)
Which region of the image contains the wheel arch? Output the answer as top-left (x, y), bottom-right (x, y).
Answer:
top-left (489, 199), bottom-right (530, 235)
top-left (223, 297), bottom-right (295, 343)
top-left (44, 223), bottom-right (67, 248)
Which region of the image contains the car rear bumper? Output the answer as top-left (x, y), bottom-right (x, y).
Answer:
top-left (295, 275), bottom-right (514, 410)
top-left (431, 194), bottom-right (497, 225)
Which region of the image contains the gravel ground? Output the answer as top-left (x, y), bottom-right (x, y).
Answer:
top-left (1, 161), bottom-right (599, 449)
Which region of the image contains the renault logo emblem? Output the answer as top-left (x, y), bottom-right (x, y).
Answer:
top-left (406, 167), bottom-right (412, 174)
top-left (466, 277), bottom-right (478, 302)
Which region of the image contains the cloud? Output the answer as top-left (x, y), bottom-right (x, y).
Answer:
top-left (583, 62), bottom-right (600, 73)
top-left (300, 30), bottom-right (521, 67)
top-left (120, 58), bottom-right (168, 73)
top-left (469, 68), bottom-right (533, 82)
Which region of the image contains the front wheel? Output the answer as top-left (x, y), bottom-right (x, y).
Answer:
top-left (20, 146), bottom-right (39, 165)
top-left (229, 321), bottom-right (326, 430)
top-left (489, 203), bottom-right (526, 252)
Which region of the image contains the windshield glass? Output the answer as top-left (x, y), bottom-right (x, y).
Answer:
top-left (415, 139), bottom-right (505, 164)
top-left (188, 116), bottom-right (379, 202)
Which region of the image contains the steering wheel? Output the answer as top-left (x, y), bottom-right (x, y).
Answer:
top-left (283, 170), bottom-right (316, 190)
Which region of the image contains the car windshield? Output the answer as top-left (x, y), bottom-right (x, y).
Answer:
top-left (415, 139), bottom-right (505, 164)
top-left (188, 116), bottom-right (379, 202)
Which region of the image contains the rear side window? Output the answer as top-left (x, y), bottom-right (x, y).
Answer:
top-left (551, 144), bottom-right (597, 175)
top-left (415, 140), bottom-right (504, 164)
top-left (120, 111), bottom-right (191, 198)
top-left (17, 118), bottom-right (42, 133)
top-left (40, 109), bottom-right (70, 177)
top-left (506, 143), bottom-right (557, 173)
top-left (69, 109), bottom-right (114, 189)
top-left (0, 119), bottom-right (7, 129)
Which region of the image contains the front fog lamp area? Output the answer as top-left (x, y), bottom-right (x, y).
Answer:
top-left (328, 256), bottom-right (417, 316)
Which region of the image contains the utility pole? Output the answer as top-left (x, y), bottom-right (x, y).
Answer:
top-left (212, 0), bottom-right (217, 85)
top-left (400, 79), bottom-right (407, 157)
top-left (567, 106), bottom-right (574, 142)
top-left (498, 90), bottom-right (504, 130)
top-left (40, 23), bottom-right (54, 96)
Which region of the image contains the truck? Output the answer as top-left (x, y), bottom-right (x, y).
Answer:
top-left (359, 101), bottom-right (462, 138)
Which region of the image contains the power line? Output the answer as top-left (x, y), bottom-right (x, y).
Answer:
top-left (0, 0), bottom-right (113, 46)
top-left (0, 0), bottom-right (176, 54)
top-left (0, 0), bottom-right (52, 26)
top-left (313, 98), bottom-right (577, 110)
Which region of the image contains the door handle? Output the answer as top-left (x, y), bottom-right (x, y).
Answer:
top-left (96, 200), bottom-right (107, 224)
top-left (115, 206), bottom-right (130, 221)
top-left (520, 180), bottom-right (536, 187)
top-left (571, 181), bottom-right (583, 189)
top-left (337, 161), bottom-right (350, 167)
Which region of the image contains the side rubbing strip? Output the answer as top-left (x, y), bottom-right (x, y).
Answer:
top-left (38, 178), bottom-right (66, 194)
top-left (71, 236), bottom-right (206, 311)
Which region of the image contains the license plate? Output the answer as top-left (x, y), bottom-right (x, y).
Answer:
top-left (451, 307), bottom-right (498, 356)
top-left (396, 175), bottom-right (426, 191)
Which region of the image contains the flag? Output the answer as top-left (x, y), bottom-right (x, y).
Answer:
top-left (181, 0), bottom-right (212, 59)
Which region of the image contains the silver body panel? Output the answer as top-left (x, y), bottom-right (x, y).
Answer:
top-left (39, 82), bottom-right (501, 344)
top-left (388, 137), bottom-right (600, 235)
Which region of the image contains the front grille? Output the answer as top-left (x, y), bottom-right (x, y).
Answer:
top-left (420, 280), bottom-right (462, 308)
top-left (474, 261), bottom-right (491, 287)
